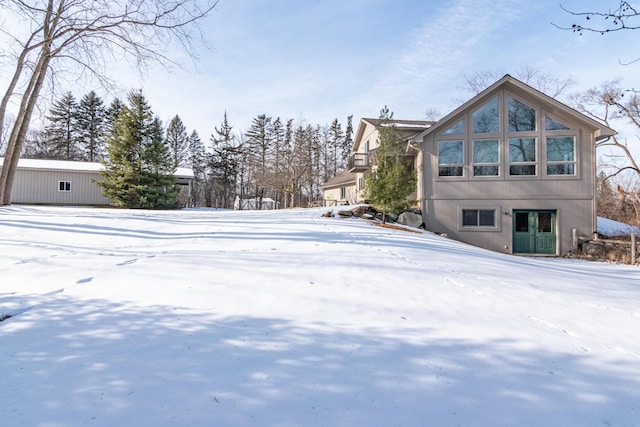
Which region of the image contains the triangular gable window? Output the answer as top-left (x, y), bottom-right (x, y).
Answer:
top-left (545, 116), bottom-right (570, 131)
top-left (472, 96), bottom-right (499, 134)
top-left (441, 119), bottom-right (464, 136)
top-left (508, 97), bottom-right (536, 132)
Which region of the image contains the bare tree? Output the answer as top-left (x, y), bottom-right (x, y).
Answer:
top-left (457, 66), bottom-right (575, 103)
top-left (555, 2), bottom-right (639, 35)
top-left (570, 79), bottom-right (640, 180)
top-left (0, 0), bottom-right (219, 205)
top-left (553, 2), bottom-right (639, 64)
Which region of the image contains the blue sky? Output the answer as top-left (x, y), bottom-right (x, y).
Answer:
top-left (129, 0), bottom-right (638, 137)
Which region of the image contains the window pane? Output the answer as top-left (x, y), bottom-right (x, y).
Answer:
top-left (547, 164), bottom-right (575, 175)
top-left (442, 119), bottom-right (464, 135)
top-left (547, 137), bottom-right (574, 162)
top-left (509, 138), bottom-right (536, 162)
top-left (510, 165), bottom-right (536, 175)
top-left (479, 210), bottom-right (495, 226)
top-left (515, 212), bottom-right (529, 232)
top-left (439, 166), bottom-right (463, 177)
top-left (545, 116), bottom-right (570, 130)
top-left (59, 181), bottom-right (65, 191)
top-left (462, 210), bottom-right (478, 226)
top-left (538, 213), bottom-right (552, 233)
top-left (474, 165), bottom-right (499, 176)
top-left (438, 140), bottom-right (463, 164)
top-left (508, 97), bottom-right (536, 132)
top-left (473, 139), bottom-right (499, 163)
top-left (472, 96), bottom-right (499, 133)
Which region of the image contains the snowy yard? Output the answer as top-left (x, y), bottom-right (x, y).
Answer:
top-left (1, 205), bottom-right (639, 426)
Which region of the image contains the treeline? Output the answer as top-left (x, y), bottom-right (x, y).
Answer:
top-left (21, 90), bottom-right (354, 209)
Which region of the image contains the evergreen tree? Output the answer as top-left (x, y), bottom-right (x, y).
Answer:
top-left (104, 98), bottom-right (124, 142)
top-left (76, 91), bottom-right (106, 161)
top-left (98, 90), bottom-right (178, 209)
top-left (165, 115), bottom-right (189, 167)
top-left (210, 112), bottom-right (240, 208)
top-left (43, 91), bottom-right (80, 159)
top-left (141, 117), bottom-right (179, 208)
top-left (187, 130), bottom-right (206, 207)
top-left (365, 106), bottom-right (416, 222)
top-left (342, 115), bottom-right (354, 167)
top-left (328, 118), bottom-right (344, 178)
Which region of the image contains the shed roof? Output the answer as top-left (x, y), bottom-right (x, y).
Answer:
top-left (2, 158), bottom-right (195, 179)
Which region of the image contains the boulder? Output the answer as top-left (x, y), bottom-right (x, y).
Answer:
top-left (398, 211), bottom-right (423, 228)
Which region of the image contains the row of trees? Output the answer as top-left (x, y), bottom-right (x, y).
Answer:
top-left (16, 89), bottom-right (355, 209)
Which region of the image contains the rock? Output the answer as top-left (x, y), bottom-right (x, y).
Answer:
top-left (321, 210), bottom-right (334, 218)
top-left (337, 210), bottom-right (353, 218)
top-left (398, 211), bottom-right (423, 228)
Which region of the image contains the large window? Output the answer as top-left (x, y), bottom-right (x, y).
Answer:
top-left (462, 209), bottom-right (496, 227)
top-left (438, 140), bottom-right (464, 176)
top-left (472, 139), bottom-right (499, 176)
top-left (472, 97), bottom-right (499, 134)
top-left (509, 137), bottom-right (536, 175)
top-left (508, 96), bottom-right (536, 132)
top-left (547, 136), bottom-right (575, 175)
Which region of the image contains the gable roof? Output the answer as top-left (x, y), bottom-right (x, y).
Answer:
top-left (353, 118), bottom-right (434, 151)
top-left (411, 74), bottom-right (616, 142)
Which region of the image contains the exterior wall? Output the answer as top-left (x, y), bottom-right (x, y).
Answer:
top-left (323, 184), bottom-right (357, 206)
top-left (10, 168), bottom-right (112, 206)
top-left (352, 121), bottom-right (381, 203)
top-left (419, 85), bottom-right (599, 255)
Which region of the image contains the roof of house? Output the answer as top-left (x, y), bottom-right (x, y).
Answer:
top-left (2, 158), bottom-right (195, 179)
top-left (353, 118), bottom-right (434, 151)
top-left (411, 74), bottom-right (616, 142)
top-left (320, 170), bottom-right (357, 189)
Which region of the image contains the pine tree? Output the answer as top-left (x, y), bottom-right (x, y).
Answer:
top-left (98, 90), bottom-right (178, 209)
top-left (43, 91), bottom-right (80, 159)
top-left (76, 91), bottom-right (106, 162)
top-left (165, 115), bottom-right (189, 167)
top-left (365, 106), bottom-right (416, 222)
top-left (210, 112), bottom-right (240, 208)
top-left (140, 117), bottom-right (179, 209)
top-left (328, 118), bottom-right (344, 178)
top-left (187, 130), bottom-right (206, 207)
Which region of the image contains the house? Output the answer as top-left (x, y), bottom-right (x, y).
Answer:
top-left (411, 75), bottom-right (615, 255)
top-left (323, 74), bottom-right (615, 256)
top-left (344, 118), bottom-right (434, 203)
top-left (319, 170), bottom-right (358, 206)
top-left (0, 158), bottom-right (194, 206)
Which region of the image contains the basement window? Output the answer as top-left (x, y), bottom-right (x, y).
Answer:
top-left (58, 181), bottom-right (71, 192)
top-left (462, 209), bottom-right (496, 227)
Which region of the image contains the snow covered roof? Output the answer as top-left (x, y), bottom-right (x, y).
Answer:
top-left (2, 158), bottom-right (194, 179)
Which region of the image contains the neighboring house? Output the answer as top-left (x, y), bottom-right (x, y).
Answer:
top-left (344, 118), bottom-right (434, 203)
top-left (411, 75), bottom-right (615, 256)
top-left (319, 170), bottom-right (357, 206)
top-left (0, 158), bottom-right (194, 206)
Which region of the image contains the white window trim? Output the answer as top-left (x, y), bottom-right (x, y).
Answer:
top-left (58, 181), bottom-right (71, 192)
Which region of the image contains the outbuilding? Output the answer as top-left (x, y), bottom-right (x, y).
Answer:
top-left (0, 158), bottom-right (194, 206)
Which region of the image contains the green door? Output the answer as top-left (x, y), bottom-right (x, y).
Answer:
top-left (513, 210), bottom-right (557, 254)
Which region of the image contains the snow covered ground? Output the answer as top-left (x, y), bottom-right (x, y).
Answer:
top-left (1, 205), bottom-right (639, 427)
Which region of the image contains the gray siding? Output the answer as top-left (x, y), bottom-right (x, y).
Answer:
top-left (11, 169), bottom-right (111, 206)
top-left (418, 83), bottom-right (603, 256)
